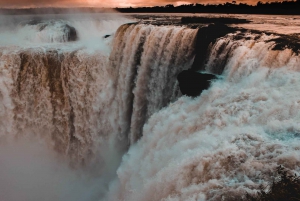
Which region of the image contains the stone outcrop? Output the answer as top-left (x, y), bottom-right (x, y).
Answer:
top-left (177, 70), bottom-right (217, 97)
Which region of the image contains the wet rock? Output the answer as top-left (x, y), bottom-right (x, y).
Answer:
top-left (177, 70), bottom-right (217, 97)
top-left (191, 23), bottom-right (237, 71)
top-left (266, 35), bottom-right (300, 54)
top-left (181, 17), bottom-right (251, 24)
top-left (64, 24), bottom-right (77, 41)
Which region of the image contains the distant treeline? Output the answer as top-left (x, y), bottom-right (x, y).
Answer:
top-left (1, 1), bottom-right (300, 15)
top-left (116, 0), bottom-right (300, 15)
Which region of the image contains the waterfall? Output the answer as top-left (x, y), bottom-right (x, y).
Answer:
top-left (107, 30), bottom-right (300, 201)
top-left (110, 24), bottom-right (197, 144)
top-left (0, 22), bottom-right (198, 162)
top-left (0, 47), bottom-right (114, 163)
top-left (2, 14), bottom-right (300, 201)
top-left (0, 21), bottom-right (199, 200)
top-left (205, 32), bottom-right (299, 74)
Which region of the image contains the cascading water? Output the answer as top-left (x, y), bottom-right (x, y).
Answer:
top-left (204, 32), bottom-right (300, 74)
top-left (109, 24), bottom-right (197, 144)
top-left (0, 14), bottom-right (199, 201)
top-left (0, 23), bottom-right (197, 157)
top-left (1, 12), bottom-right (300, 201)
top-left (1, 48), bottom-right (114, 161)
top-left (106, 31), bottom-right (300, 201)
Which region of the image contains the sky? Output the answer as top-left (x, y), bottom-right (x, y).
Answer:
top-left (0, 0), bottom-right (279, 8)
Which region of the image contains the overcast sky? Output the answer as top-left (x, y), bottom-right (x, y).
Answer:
top-left (0, 0), bottom-right (278, 8)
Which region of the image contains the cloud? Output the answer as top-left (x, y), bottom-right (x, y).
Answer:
top-left (0, 0), bottom-right (275, 8)
top-left (0, 0), bottom-right (121, 8)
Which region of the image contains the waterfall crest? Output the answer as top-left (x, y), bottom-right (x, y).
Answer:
top-left (0, 23), bottom-right (198, 162)
top-left (109, 24), bottom-right (197, 144)
top-left (107, 30), bottom-right (300, 201)
top-left (2, 15), bottom-right (300, 201)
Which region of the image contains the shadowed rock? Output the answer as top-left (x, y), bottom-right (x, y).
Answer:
top-left (177, 70), bottom-right (217, 97)
top-left (181, 17), bottom-right (251, 24)
top-left (266, 35), bottom-right (300, 54)
top-left (192, 23), bottom-right (237, 72)
top-left (64, 24), bottom-right (77, 41)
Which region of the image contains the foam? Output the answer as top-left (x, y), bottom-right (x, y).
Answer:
top-left (107, 34), bottom-right (300, 201)
top-left (0, 22), bottom-right (198, 200)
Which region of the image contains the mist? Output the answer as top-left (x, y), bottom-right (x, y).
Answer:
top-left (0, 10), bottom-right (133, 201)
top-left (1, 9), bottom-right (299, 201)
top-left (0, 11), bottom-right (133, 49)
top-left (0, 137), bottom-right (109, 201)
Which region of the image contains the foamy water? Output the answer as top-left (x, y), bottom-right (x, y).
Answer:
top-left (0, 12), bottom-right (299, 201)
top-left (107, 32), bottom-right (300, 201)
top-left (0, 14), bottom-right (198, 201)
top-left (0, 13), bottom-right (134, 201)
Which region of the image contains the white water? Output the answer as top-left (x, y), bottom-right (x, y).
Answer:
top-left (1, 13), bottom-right (300, 201)
top-left (109, 24), bottom-right (196, 144)
top-left (0, 13), bottom-right (135, 201)
top-left (107, 31), bottom-right (300, 201)
top-left (0, 15), bottom-right (198, 200)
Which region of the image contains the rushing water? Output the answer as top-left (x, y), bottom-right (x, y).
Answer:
top-left (107, 31), bottom-right (300, 201)
top-left (0, 13), bottom-right (300, 201)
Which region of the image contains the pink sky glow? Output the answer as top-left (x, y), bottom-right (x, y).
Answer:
top-left (0, 0), bottom-right (279, 8)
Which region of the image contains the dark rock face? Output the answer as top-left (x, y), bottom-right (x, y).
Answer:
top-left (181, 17), bottom-right (251, 24)
top-left (191, 23), bottom-right (236, 72)
top-left (64, 24), bottom-right (77, 41)
top-left (177, 70), bottom-right (217, 97)
top-left (266, 35), bottom-right (300, 54)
